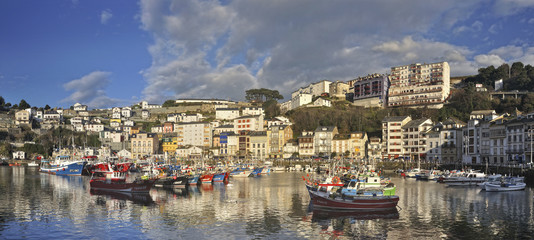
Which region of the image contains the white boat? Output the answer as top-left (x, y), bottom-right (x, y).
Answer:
top-left (405, 168), bottom-right (421, 178)
top-left (27, 161), bottom-right (39, 167)
top-left (443, 170), bottom-right (487, 186)
top-left (273, 166), bottom-right (286, 172)
top-left (485, 176), bottom-right (526, 192)
top-left (478, 174), bottom-right (502, 190)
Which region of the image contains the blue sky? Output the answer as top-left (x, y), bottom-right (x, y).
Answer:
top-left (1, 0), bottom-right (534, 109)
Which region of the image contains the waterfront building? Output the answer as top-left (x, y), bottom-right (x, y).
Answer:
top-left (298, 131), bottom-right (315, 158)
top-left (489, 120), bottom-right (507, 165)
top-left (388, 61), bottom-right (450, 108)
top-left (176, 122), bottom-right (212, 148)
top-left (269, 125), bottom-right (293, 158)
top-left (462, 110), bottom-right (500, 164)
top-left (367, 137), bottom-right (382, 160)
top-left (351, 74), bottom-right (389, 108)
top-left (382, 116), bottom-right (411, 159)
top-left (283, 142), bottom-right (299, 159)
top-left (314, 126), bottom-right (338, 156)
top-left (130, 133), bottom-right (158, 159)
top-left (402, 118), bottom-right (433, 162)
top-left (332, 132), bottom-right (368, 158)
top-left (249, 131), bottom-right (269, 160)
top-left (13, 151), bottom-right (25, 160)
top-left (176, 146), bottom-right (202, 159)
top-left (426, 118), bottom-right (465, 164)
top-left (219, 132), bottom-right (238, 157)
top-left (162, 137), bottom-right (178, 157)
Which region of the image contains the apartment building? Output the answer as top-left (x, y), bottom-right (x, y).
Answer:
top-left (351, 74), bottom-right (389, 108)
top-left (382, 116), bottom-right (411, 159)
top-left (314, 126), bottom-right (338, 156)
top-left (388, 61), bottom-right (450, 108)
top-left (402, 118), bottom-right (433, 162)
top-left (269, 125), bottom-right (293, 158)
top-left (130, 133), bottom-right (158, 159)
top-left (298, 131), bottom-right (315, 157)
top-left (176, 122), bottom-right (212, 147)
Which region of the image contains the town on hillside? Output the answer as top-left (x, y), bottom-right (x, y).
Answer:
top-left (1, 61), bottom-right (534, 169)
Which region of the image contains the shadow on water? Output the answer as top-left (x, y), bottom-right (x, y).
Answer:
top-left (90, 189), bottom-right (154, 206)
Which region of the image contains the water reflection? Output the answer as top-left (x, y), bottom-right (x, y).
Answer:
top-left (1, 168), bottom-right (534, 239)
top-left (90, 189), bottom-right (154, 205)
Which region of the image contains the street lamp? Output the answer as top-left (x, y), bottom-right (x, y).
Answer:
top-left (529, 128), bottom-right (534, 167)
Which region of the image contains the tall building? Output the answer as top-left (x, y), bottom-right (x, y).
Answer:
top-left (388, 62), bottom-right (450, 108)
top-left (351, 74), bottom-right (389, 108)
top-left (176, 122), bottom-right (212, 147)
top-left (382, 116), bottom-right (412, 159)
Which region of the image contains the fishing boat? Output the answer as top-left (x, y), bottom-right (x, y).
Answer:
top-left (307, 188), bottom-right (399, 211)
top-left (485, 176), bottom-right (526, 192)
top-left (443, 170), bottom-right (486, 186)
top-left (230, 168), bottom-right (251, 178)
top-left (200, 173), bottom-right (214, 184)
top-left (90, 175), bottom-right (156, 193)
top-left (154, 175), bottom-right (190, 188)
top-left (249, 167), bottom-right (263, 177)
top-left (478, 174), bottom-right (502, 190)
top-left (40, 156), bottom-right (87, 176)
top-left (188, 174), bottom-right (201, 186)
top-left (213, 172), bottom-right (229, 182)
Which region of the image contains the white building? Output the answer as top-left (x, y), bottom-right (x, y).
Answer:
top-left (382, 116), bottom-right (412, 159)
top-left (141, 110), bottom-right (150, 119)
top-left (242, 107), bottom-right (264, 116)
top-left (176, 122), bottom-right (212, 147)
top-left (73, 103), bottom-right (88, 111)
top-left (233, 115), bottom-right (264, 133)
top-left (140, 101), bottom-right (162, 109)
top-left (13, 151), bottom-right (25, 160)
top-left (216, 108), bottom-right (240, 120)
top-left (388, 61), bottom-right (450, 108)
top-left (121, 107), bottom-right (132, 118)
top-left (292, 80), bottom-right (332, 98)
top-left (291, 93), bottom-right (313, 110)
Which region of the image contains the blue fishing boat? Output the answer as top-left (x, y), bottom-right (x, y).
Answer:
top-left (213, 172), bottom-right (229, 182)
top-left (188, 174), bottom-right (201, 186)
top-left (249, 167), bottom-right (263, 177)
top-left (40, 156), bottom-right (87, 176)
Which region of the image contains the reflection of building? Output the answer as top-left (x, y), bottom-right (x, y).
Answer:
top-left (388, 61), bottom-right (450, 108)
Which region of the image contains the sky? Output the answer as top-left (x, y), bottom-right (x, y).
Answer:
top-left (1, 0), bottom-right (534, 109)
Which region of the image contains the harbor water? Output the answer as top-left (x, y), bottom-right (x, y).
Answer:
top-left (1, 166), bottom-right (533, 239)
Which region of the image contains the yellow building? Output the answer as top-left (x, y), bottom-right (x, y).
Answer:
top-left (162, 137), bottom-right (178, 156)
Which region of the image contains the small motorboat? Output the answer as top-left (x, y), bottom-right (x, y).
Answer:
top-left (485, 176), bottom-right (526, 192)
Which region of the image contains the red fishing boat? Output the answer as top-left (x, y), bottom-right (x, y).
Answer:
top-left (200, 173), bottom-right (215, 183)
top-left (308, 189), bottom-right (399, 210)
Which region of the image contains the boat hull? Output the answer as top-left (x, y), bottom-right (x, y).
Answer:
top-left (308, 190), bottom-right (399, 210)
top-left (485, 183), bottom-right (526, 192)
top-left (40, 161), bottom-right (87, 176)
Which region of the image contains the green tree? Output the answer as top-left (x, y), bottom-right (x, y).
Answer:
top-left (245, 88), bottom-right (283, 103)
top-left (162, 100), bottom-right (177, 107)
top-left (44, 104), bottom-right (51, 110)
top-left (18, 99), bottom-right (30, 109)
top-left (263, 99), bottom-right (280, 119)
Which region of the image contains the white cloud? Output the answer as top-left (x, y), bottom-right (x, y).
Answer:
top-left (62, 71), bottom-right (119, 108)
top-left (489, 45), bottom-right (524, 60)
top-left (137, 0), bottom-right (532, 101)
top-left (474, 54), bottom-right (505, 67)
top-left (100, 9), bottom-right (112, 24)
